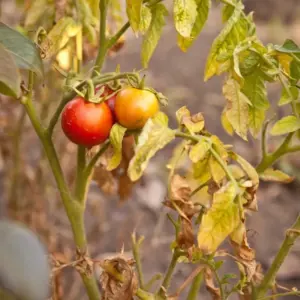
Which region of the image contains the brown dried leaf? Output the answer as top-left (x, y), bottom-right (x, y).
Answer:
top-left (99, 257), bottom-right (138, 300)
top-left (165, 175), bottom-right (199, 219)
top-left (230, 231), bottom-right (257, 281)
top-left (177, 218), bottom-right (194, 251)
top-left (93, 165), bottom-right (117, 195)
top-left (204, 267), bottom-right (221, 300)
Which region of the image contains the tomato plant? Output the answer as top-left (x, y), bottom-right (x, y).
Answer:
top-left (115, 87), bottom-right (159, 129)
top-left (61, 96), bottom-right (113, 147)
top-left (1, 0), bottom-right (300, 300)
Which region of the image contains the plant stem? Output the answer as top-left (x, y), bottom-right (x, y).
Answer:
top-left (23, 72), bottom-right (100, 300)
top-left (258, 290), bottom-right (300, 300)
top-left (256, 214), bottom-right (300, 298)
top-left (131, 234), bottom-right (145, 289)
top-left (94, 0), bottom-right (108, 74)
top-left (107, 22), bottom-right (130, 49)
top-left (187, 272), bottom-right (203, 300)
top-left (157, 249), bottom-right (181, 297)
top-left (256, 133), bottom-right (293, 173)
top-left (75, 145), bottom-right (87, 202)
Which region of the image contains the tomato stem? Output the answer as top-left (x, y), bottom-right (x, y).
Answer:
top-left (75, 145), bottom-right (87, 203)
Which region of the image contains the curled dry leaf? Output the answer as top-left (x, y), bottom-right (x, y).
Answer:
top-left (177, 218), bottom-right (194, 251)
top-left (165, 174), bottom-right (199, 219)
top-left (204, 267), bottom-right (221, 300)
top-left (230, 227), bottom-right (257, 282)
top-left (99, 257), bottom-right (138, 300)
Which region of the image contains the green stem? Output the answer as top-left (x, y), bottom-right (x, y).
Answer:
top-left (256, 214), bottom-right (300, 298)
top-left (23, 72), bottom-right (100, 300)
top-left (157, 249), bottom-right (181, 297)
top-left (94, 0), bottom-right (108, 74)
top-left (107, 22), bottom-right (130, 49)
top-left (256, 133), bottom-right (293, 173)
top-left (131, 234), bottom-right (145, 289)
top-left (75, 145), bottom-right (87, 202)
top-left (187, 272), bottom-right (203, 300)
top-left (258, 290), bottom-right (300, 300)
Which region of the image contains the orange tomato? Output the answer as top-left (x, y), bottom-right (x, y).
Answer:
top-left (115, 87), bottom-right (159, 129)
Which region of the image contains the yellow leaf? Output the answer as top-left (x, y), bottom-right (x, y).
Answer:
top-left (221, 109), bottom-right (234, 135)
top-left (223, 78), bottom-right (249, 140)
top-left (209, 155), bottom-right (226, 184)
top-left (198, 182), bottom-right (240, 253)
top-left (189, 138), bottom-right (210, 163)
top-left (260, 168), bottom-right (294, 183)
top-left (193, 157), bottom-right (211, 184)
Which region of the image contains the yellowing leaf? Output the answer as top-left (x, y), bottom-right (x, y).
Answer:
top-left (176, 106), bottom-right (205, 133)
top-left (24, 0), bottom-right (54, 28)
top-left (234, 153), bottom-right (259, 187)
top-left (152, 111), bottom-right (169, 127)
top-left (193, 157), bottom-right (211, 184)
top-left (211, 135), bottom-right (228, 161)
top-left (221, 109), bottom-right (234, 135)
top-left (276, 52), bottom-right (293, 75)
top-left (141, 3), bottom-right (168, 67)
top-left (0, 44), bottom-right (21, 98)
top-left (209, 155), bottom-right (226, 184)
top-left (242, 70), bottom-right (269, 137)
top-left (198, 183), bottom-right (240, 253)
top-left (41, 17), bottom-right (81, 59)
top-left (271, 115), bottom-right (300, 136)
top-left (260, 168), bottom-right (294, 183)
top-left (205, 3), bottom-right (249, 80)
top-left (189, 139), bottom-right (210, 163)
top-left (223, 78), bottom-right (249, 140)
top-left (126, 0), bottom-right (142, 33)
top-left (107, 124), bottom-right (127, 171)
top-left (174, 0), bottom-right (197, 38)
top-left (139, 5), bottom-right (152, 34)
top-left (128, 119), bottom-right (175, 181)
top-left (178, 0), bottom-right (211, 51)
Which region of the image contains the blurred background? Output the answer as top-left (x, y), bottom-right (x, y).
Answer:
top-left (1, 0), bottom-right (300, 299)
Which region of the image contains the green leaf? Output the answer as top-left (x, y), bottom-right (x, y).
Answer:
top-left (271, 115), bottom-right (300, 136)
top-left (278, 85), bottom-right (299, 106)
top-left (107, 124), bottom-right (127, 171)
top-left (128, 119), bottom-right (175, 181)
top-left (141, 3), bottom-right (168, 68)
top-left (174, 0), bottom-right (197, 38)
top-left (0, 22), bottom-right (43, 77)
top-left (198, 182), bottom-right (240, 253)
top-left (260, 168), bottom-right (294, 183)
top-left (223, 78), bottom-right (249, 140)
top-left (290, 55), bottom-right (300, 82)
top-left (274, 39), bottom-right (300, 54)
top-left (41, 17), bottom-right (81, 59)
top-left (177, 0), bottom-right (211, 51)
top-left (242, 70), bottom-right (269, 137)
top-left (239, 50), bottom-right (261, 76)
top-left (139, 5), bottom-right (152, 34)
top-left (0, 44), bottom-right (21, 98)
top-left (189, 138), bottom-right (210, 163)
top-left (205, 3), bottom-right (249, 81)
top-left (126, 0), bottom-right (142, 33)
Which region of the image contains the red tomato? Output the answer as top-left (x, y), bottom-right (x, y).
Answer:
top-left (61, 96), bottom-right (113, 147)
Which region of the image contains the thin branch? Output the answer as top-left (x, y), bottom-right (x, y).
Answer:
top-left (256, 214), bottom-right (300, 298)
top-left (75, 145), bottom-right (87, 202)
top-left (187, 271), bottom-right (203, 300)
top-left (258, 290), bottom-right (300, 300)
top-left (157, 249), bottom-right (181, 297)
top-left (107, 22), bottom-right (130, 49)
top-left (131, 233), bottom-right (145, 289)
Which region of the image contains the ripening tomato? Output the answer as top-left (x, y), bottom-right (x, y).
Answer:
top-left (61, 96), bottom-right (113, 147)
top-left (114, 87), bottom-right (159, 129)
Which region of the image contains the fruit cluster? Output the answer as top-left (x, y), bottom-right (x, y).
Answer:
top-left (61, 85), bottom-right (159, 147)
